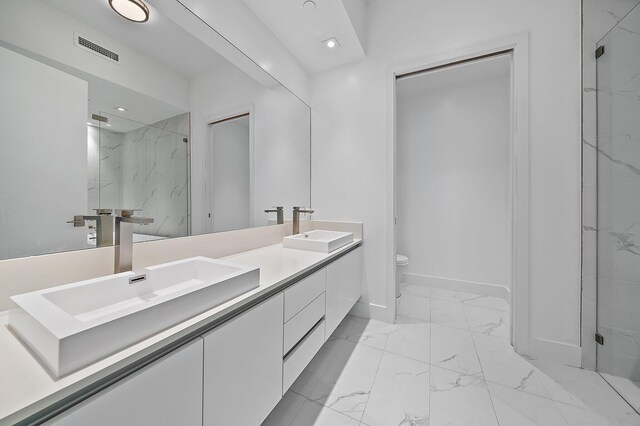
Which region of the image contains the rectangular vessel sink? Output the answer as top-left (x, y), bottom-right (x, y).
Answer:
top-left (9, 257), bottom-right (259, 377)
top-left (283, 230), bottom-right (354, 253)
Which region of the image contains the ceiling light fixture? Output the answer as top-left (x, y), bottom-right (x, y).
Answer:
top-left (323, 37), bottom-right (340, 49)
top-left (303, 0), bottom-right (316, 12)
top-left (114, 106), bottom-right (127, 112)
top-left (108, 0), bottom-right (149, 23)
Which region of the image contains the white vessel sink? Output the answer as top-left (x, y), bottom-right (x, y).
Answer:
top-left (9, 257), bottom-right (259, 377)
top-left (283, 230), bottom-right (354, 253)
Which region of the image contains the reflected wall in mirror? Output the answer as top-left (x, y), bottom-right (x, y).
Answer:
top-left (0, 0), bottom-right (311, 261)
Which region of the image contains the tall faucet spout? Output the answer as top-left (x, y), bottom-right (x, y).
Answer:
top-left (292, 207), bottom-right (314, 235)
top-left (114, 209), bottom-right (153, 273)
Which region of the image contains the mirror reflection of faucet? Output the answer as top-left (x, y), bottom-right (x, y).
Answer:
top-left (68, 209), bottom-right (153, 273)
top-left (264, 206), bottom-right (284, 224)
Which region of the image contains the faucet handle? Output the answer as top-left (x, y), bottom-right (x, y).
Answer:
top-left (93, 208), bottom-right (113, 215)
top-left (67, 215), bottom-right (86, 227)
top-left (115, 209), bottom-right (142, 218)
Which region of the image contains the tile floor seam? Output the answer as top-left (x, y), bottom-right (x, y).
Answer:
top-left (461, 294), bottom-right (502, 426)
top-left (488, 381), bottom-right (571, 426)
top-left (357, 340), bottom-right (386, 424)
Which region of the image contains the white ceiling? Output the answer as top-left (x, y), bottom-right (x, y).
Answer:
top-left (41, 0), bottom-right (229, 78)
top-left (86, 75), bottom-right (187, 133)
top-left (241, 0), bottom-right (366, 74)
top-left (397, 53), bottom-right (512, 98)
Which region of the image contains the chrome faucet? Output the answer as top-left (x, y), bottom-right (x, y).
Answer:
top-left (292, 207), bottom-right (314, 235)
top-left (114, 209), bottom-right (153, 273)
top-left (264, 206), bottom-right (284, 224)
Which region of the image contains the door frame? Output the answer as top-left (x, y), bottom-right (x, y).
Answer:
top-left (204, 104), bottom-right (255, 233)
top-left (386, 33), bottom-right (531, 353)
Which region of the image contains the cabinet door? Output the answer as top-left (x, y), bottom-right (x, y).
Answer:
top-left (48, 339), bottom-right (204, 426)
top-left (325, 247), bottom-right (363, 339)
top-left (203, 294), bottom-right (284, 426)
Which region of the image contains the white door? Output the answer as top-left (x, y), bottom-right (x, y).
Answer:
top-left (208, 114), bottom-right (251, 232)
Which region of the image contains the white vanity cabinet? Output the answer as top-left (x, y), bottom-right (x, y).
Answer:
top-left (202, 294), bottom-right (284, 426)
top-left (47, 339), bottom-right (204, 426)
top-left (325, 247), bottom-right (363, 338)
top-left (39, 245), bottom-right (362, 426)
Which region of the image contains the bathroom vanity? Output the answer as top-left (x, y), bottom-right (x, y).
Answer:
top-left (0, 228), bottom-right (362, 425)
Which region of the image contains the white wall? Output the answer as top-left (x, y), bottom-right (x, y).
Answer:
top-left (0, 45), bottom-right (88, 259)
top-left (0, 0), bottom-right (189, 111)
top-left (190, 63), bottom-right (311, 235)
top-left (311, 0), bottom-right (582, 360)
top-left (397, 75), bottom-right (511, 290)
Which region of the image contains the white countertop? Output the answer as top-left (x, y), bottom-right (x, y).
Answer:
top-left (0, 240), bottom-right (361, 425)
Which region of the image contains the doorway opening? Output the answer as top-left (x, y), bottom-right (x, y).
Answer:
top-left (393, 52), bottom-right (514, 341)
top-left (206, 113), bottom-right (252, 233)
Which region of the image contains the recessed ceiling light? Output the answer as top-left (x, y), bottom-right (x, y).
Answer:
top-left (303, 0), bottom-right (316, 12)
top-left (114, 106), bottom-right (127, 112)
top-left (323, 37), bottom-right (340, 49)
top-left (108, 0), bottom-right (149, 23)
top-left (87, 122), bottom-right (97, 126)
top-left (105, 123), bottom-right (112, 127)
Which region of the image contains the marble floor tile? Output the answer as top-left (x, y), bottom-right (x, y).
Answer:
top-left (463, 303), bottom-right (510, 339)
top-left (362, 351), bottom-right (429, 426)
top-left (488, 382), bottom-right (568, 426)
top-left (462, 295), bottom-right (510, 312)
top-left (473, 333), bottom-right (551, 398)
top-left (555, 402), bottom-right (616, 426)
top-left (386, 321), bottom-right (430, 363)
top-left (396, 293), bottom-right (431, 322)
top-left (531, 359), bottom-right (640, 425)
top-left (429, 298), bottom-right (469, 330)
top-left (262, 391), bottom-right (306, 426)
top-left (429, 365), bottom-right (498, 426)
top-left (290, 337), bottom-right (343, 397)
top-left (289, 398), bottom-right (361, 426)
top-left (430, 323), bottom-right (482, 375)
top-left (267, 287), bottom-right (640, 426)
top-left (333, 315), bottom-right (398, 351)
top-left (308, 339), bottom-right (383, 421)
top-left (398, 281), bottom-right (431, 298)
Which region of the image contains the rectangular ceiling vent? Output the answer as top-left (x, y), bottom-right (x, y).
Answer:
top-left (74, 34), bottom-right (119, 63)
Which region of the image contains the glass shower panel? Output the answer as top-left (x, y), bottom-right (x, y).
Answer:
top-left (596, 3), bottom-right (640, 411)
top-left (96, 112), bottom-right (190, 240)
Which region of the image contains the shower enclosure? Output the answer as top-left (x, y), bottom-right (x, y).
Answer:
top-left (596, 3), bottom-right (640, 411)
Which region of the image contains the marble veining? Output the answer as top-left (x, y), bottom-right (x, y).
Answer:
top-left (265, 286), bottom-right (639, 425)
top-left (86, 113), bottom-right (190, 239)
top-left (582, 0), bottom-right (640, 373)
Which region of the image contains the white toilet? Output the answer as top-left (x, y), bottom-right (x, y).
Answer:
top-left (396, 254), bottom-right (409, 297)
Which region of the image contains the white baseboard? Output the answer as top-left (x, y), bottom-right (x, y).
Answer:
top-left (349, 300), bottom-right (387, 321)
top-left (529, 337), bottom-right (582, 367)
top-left (402, 273), bottom-right (510, 300)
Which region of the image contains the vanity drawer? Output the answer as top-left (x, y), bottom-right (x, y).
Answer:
top-left (284, 293), bottom-right (325, 354)
top-left (283, 319), bottom-right (325, 393)
top-left (284, 269), bottom-right (326, 321)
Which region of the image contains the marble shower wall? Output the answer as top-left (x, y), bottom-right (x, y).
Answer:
top-left (87, 126), bottom-right (124, 212)
top-left (582, 0), bottom-right (640, 371)
top-left (86, 113), bottom-right (189, 239)
top-left (121, 113), bottom-right (189, 238)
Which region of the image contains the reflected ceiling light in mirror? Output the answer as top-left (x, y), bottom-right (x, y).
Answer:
top-left (114, 106), bottom-right (127, 112)
top-left (323, 37), bottom-right (340, 49)
top-left (108, 0), bottom-right (149, 23)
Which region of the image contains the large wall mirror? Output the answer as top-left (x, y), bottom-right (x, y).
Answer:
top-left (0, 0), bottom-right (311, 260)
